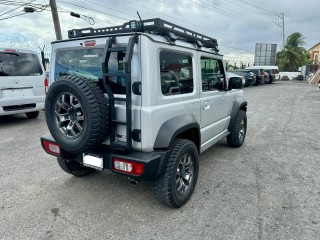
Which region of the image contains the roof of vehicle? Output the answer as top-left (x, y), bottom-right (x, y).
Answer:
top-left (226, 72), bottom-right (243, 78)
top-left (245, 65), bottom-right (279, 70)
top-left (229, 69), bottom-right (252, 73)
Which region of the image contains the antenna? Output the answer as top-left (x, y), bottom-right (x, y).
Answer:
top-left (137, 11), bottom-right (142, 21)
top-left (136, 11), bottom-right (144, 31)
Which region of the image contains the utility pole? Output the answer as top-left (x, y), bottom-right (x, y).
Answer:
top-left (275, 12), bottom-right (285, 49)
top-left (50, 0), bottom-right (62, 40)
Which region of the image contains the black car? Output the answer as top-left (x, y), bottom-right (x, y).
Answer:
top-left (264, 69), bottom-right (274, 83)
top-left (229, 69), bottom-right (256, 87)
top-left (245, 68), bottom-right (265, 85)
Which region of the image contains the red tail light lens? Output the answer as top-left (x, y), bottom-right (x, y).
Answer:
top-left (44, 77), bottom-right (49, 94)
top-left (42, 140), bottom-right (60, 156)
top-left (4, 49), bottom-right (16, 52)
top-left (113, 158), bottom-right (144, 176)
top-left (84, 40), bottom-right (96, 47)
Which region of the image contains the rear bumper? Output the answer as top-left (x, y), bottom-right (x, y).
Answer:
top-left (41, 134), bottom-right (169, 181)
top-left (0, 96), bottom-right (45, 115)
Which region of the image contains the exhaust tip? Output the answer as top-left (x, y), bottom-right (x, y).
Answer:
top-left (128, 177), bottom-right (139, 186)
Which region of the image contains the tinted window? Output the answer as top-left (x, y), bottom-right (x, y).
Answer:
top-left (0, 52), bottom-right (43, 76)
top-left (201, 57), bottom-right (224, 91)
top-left (55, 49), bottom-right (103, 81)
top-left (55, 48), bottom-right (127, 94)
top-left (160, 51), bottom-right (193, 95)
top-left (231, 71), bottom-right (245, 76)
top-left (248, 69), bottom-right (259, 75)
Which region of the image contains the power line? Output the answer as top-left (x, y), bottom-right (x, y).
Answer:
top-left (238, 0), bottom-right (274, 14)
top-left (119, 0), bottom-right (230, 37)
top-left (59, 0), bottom-right (131, 22)
top-left (82, 0), bottom-right (137, 19)
top-left (58, 6), bottom-right (118, 25)
top-left (193, 0), bottom-right (270, 23)
top-left (0, 3), bottom-right (25, 16)
top-left (224, 0), bottom-right (274, 15)
top-left (0, 11), bottom-right (26, 21)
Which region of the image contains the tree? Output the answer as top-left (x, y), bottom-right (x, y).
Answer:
top-left (276, 32), bottom-right (311, 71)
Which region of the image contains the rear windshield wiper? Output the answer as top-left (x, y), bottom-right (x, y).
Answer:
top-left (0, 52), bottom-right (19, 56)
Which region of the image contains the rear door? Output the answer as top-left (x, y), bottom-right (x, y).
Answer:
top-left (0, 51), bottom-right (45, 98)
top-left (51, 37), bottom-right (142, 149)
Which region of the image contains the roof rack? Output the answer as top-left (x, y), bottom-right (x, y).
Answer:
top-left (68, 18), bottom-right (219, 52)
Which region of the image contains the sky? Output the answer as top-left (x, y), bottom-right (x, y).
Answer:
top-left (0, 0), bottom-right (319, 65)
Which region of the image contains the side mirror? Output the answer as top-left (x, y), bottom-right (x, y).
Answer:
top-left (228, 77), bottom-right (242, 90)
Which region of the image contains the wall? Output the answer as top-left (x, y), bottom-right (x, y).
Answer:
top-left (309, 43), bottom-right (320, 64)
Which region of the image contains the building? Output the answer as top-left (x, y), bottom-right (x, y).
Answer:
top-left (254, 43), bottom-right (277, 66)
top-left (309, 42), bottom-right (320, 64)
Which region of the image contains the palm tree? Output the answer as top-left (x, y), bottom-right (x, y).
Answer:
top-left (276, 32), bottom-right (310, 71)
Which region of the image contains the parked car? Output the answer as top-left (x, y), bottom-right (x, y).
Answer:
top-left (246, 65), bottom-right (280, 80)
top-left (297, 75), bottom-right (304, 81)
top-left (229, 69), bottom-right (256, 87)
top-left (40, 18), bottom-right (248, 208)
top-left (0, 48), bottom-right (46, 118)
top-left (262, 70), bottom-right (270, 84)
top-left (264, 69), bottom-right (274, 83)
top-left (245, 68), bottom-right (264, 85)
top-left (226, 72), bottom-right (245, 88)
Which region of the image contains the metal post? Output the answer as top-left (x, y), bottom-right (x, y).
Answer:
top-left (282, 12), bottom-right (285, 48)
top-left (50, 0), bottom-right (62, 40)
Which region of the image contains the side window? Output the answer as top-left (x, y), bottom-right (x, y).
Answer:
top-left (159, 51), bottom-right (193, 96)
top-left (201, 57), bottom-right (224, 91)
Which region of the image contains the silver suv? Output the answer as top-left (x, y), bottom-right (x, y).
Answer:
top-left (41, 18), bottom-right (247, 208)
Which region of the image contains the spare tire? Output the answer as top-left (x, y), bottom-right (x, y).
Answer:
top-left (45, 75), bottom-right (109, 152)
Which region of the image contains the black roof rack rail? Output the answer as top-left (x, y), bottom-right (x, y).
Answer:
top-left (68, 18), bottom-right (219, 52)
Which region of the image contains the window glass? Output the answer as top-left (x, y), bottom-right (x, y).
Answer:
top-left (0, 52), bottom-right (42, 76)
top-left (160, 51), bottom-right (193, 95)
top-left (55, 48), bottom-right (103, 81)
top-left (201, 57), bottom-right (224, 91)
top-left (55, 48), bottom-right (127, 94)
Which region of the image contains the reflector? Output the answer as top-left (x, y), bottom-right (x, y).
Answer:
top-left (113, 158), bottom-right (144, 176)
top-left (42, 140), bottom-right (60, 156)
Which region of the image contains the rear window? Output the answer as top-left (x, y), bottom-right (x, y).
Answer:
top-left (0, 52), bottom-right (43, 77)
top-left (248, 69), bottom-right (259, 75)
top-left (55, 48), bottom-right (103, 81)
top-left (55, 48), bottom-right (127, 94)
top-left (231, 71), bottom-right (245, 76)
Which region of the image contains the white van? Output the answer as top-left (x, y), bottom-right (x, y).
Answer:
top-left (0, 48), bottom-right (47, 118)
top-left (245, 65), bottom-right (280, 80)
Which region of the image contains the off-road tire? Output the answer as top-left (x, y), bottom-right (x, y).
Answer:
top-left (227, 110), bottom-right (247, 148)
top-left (45, 75), bottom-right (109, 153)
top-left (57, 157), bottom-right (95, 177)
top-left (153, 139), bottom-right (199, 208)
top-left (26, 111), bottom-right (40, 119)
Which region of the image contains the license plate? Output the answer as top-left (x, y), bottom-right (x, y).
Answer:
top-left (83, 154), bottom-right (103, 170)
top-left (2, 89), bottom-right (33, 98)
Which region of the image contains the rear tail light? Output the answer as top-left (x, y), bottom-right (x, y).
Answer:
top-left (42, 140), bottom-right (60, 156)
top-left (84, 40), bottom-right (96, 47)
top-left (44, 77), bottom-right (49, 94)
top-left (4, 49), bottom-right (16, 52)
top-left (113, 158), bottom-right (144, 176)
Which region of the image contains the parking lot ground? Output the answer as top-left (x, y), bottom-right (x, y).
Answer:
top-left (0, 81), bottom-right (320, 240)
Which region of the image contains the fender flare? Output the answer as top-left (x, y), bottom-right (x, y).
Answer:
top-left (154, 114), bottom-right (200, 150)
top-left (228, 97), bottom-right (247, 131)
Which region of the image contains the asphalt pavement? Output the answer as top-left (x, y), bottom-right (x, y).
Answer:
top-left (0, 80), bottom-right (320, 240)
